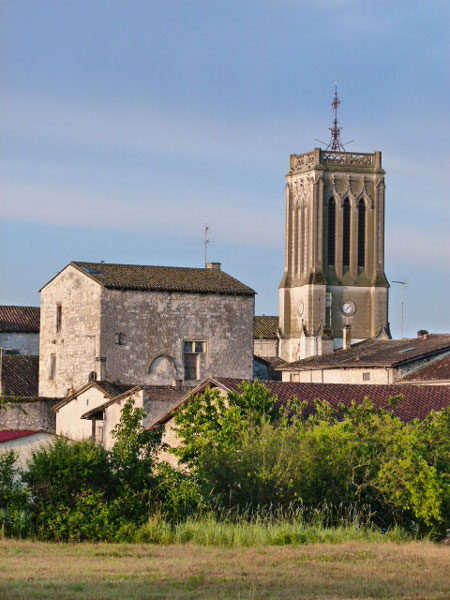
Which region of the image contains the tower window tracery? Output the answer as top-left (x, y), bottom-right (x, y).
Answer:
top-left (342, 198), bottom-right (351, 268)
top-left (358, 199), bottom-right (366, 268)
top-left (327, 198), bottom-right (336, 267)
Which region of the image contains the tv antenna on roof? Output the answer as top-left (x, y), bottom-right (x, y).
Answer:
top-left (322, 83), bottom-right (353, 151)
top-left (203, 225), bottom-right (211, 267)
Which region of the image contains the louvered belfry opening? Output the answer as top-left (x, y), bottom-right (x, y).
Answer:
top-left (327, 198), bottom-right (336, 267)
top-left (342, 198), bottom-right (351, 268)
top-left (358, 199), bottom-right (366, 268)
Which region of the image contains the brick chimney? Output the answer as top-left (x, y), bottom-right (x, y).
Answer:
top-left (206, 262), bottom-right (221, 270)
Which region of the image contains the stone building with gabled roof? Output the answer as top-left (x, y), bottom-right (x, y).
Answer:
top-left (39, 260), bottom-right (255, 398)
top-left (0, 305), bottom-right (40, 355)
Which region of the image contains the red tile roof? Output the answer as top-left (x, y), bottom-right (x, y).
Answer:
top-left (402, 355), bottom-right (450, 382)
top-left (0, 430), bottom-right (42, 443)
top-left (0, 306), bottom-right (40, 333)
top-left (254, 356), bottom-right (288, 369)
top-left (148, 377), bottom-right (450, 428)
top-left (281, 335), bottom-right (450, 370)
top-left (254, 316), bottom-right (279, 339)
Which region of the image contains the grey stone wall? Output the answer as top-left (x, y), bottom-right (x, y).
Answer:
top-left (100, 289), bottom-right (254, 386)
top-left (0, 399), bottom-right (56, 432)
top-left (39, 265), bottom-right (102, 397)
top-left (0, 333), bottom-right (39, 356)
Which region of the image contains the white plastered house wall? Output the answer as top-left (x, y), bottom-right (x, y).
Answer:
top-left (0, 432), bottom-right (56, 468)
top-left (53, 383), bottom-right (138, 441)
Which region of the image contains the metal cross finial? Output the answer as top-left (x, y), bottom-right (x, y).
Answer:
top-left (327, 82), bottom-right (346, 151)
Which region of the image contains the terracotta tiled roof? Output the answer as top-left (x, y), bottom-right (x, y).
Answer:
top-left (148, 377), bottom-right (450, 428)
top-left (254, 316), bottom-right (279, 339)
top-left (0, 430), bottom-right (43, 443)
top-left (0, 355), bottom-right (39, 397)
top-left (402, 355), bottom-right (450, 382)
top-left (216, 378), bottom-right (450, 422)
top-left (51, 380), bottom-right (138, 413)
top-left (281, 335), bottom-right (450, 370)
top-left (66, 262), bottom-right (255, 296)
top-left (0, 306), bottom-right (40, 333)
top-left (94, 381), bottom-right (136, 398)
top-left (81, 385), bottom-right (185, 420)
top-left (254, 356), bottom-right (288, 369)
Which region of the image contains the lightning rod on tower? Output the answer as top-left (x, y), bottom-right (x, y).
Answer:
top-left (326, 82), bottom-right (346, 151)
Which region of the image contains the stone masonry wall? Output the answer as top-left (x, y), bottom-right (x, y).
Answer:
top-left (0, 399), bottom-right (56, 432)
top-left (39, 265), bottom-right (102, 397)
top-left (100, 289), bottom-right (254, 386)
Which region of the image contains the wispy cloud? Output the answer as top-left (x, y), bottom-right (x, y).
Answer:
top-left (1, 93), bottom-right (314, 167)
top-left (387, 227), bottom-right (450, 268)
top-left (1, 181), bottom-right (284, 250)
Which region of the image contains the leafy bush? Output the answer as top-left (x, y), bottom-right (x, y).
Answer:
top-left (174, 382), bottom-right (450, 536)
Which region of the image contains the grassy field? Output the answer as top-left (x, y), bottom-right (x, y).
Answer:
top-left (1, 539), bottom-right (449, 599)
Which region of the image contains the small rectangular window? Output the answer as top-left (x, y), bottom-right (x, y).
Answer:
top-left (184, 353), bottom-right (198, 380)
top-left (56, 303), bottom-right (62, 333)
top-left (363, 372), bottom-right (371, 381)
top-left (194, 341), bottom-right (204, 353)
top-left (183, 341), bottom-right (205, 380)
top-left (49, 354), bottom-right (56, 380)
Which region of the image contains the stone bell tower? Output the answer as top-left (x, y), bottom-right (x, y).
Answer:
top-left (279, 90), bottom-right (390, 362)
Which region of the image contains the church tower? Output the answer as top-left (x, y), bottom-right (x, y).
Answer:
top-left (279, 89), bottom-right (390, 362)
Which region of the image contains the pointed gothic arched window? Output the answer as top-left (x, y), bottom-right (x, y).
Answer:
top-left (343, 198), bottom-right (351, 268)
top-left (327, 198), bottom-right (336, 267)
top-left (358, 199), bottom-right (366, 268)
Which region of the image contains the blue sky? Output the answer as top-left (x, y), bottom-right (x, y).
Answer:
top-left (1, 0), bottom-right (449, 338)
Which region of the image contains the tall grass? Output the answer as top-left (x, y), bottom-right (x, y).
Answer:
top-left (134, 504), bottom-right (412, 546)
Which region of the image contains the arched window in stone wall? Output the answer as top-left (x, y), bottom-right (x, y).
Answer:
top-left (342, 198), bottom-right (351, 268)
top-left (358, 199), bottom-right (366, 268)
top-left (148, 355), bottom-right (176, 385)
top-left (327, 198), bottom-right (336, 267)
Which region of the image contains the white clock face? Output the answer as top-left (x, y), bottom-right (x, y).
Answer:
top-left (297, 300), bottom-right (305, 317)
top-left (341, 301), bottom-right (356, 316)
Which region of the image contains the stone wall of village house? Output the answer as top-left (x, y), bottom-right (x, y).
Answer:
top-left (0, 399), bottom-right (56, 432)
top-left (281, 367), bottom-right (391, 384)
top-left (0, 332), bottom-right (39, 356)
top-left (39, 266), bottom-right (102, 398)
top-left (254, 339), bottom-right (278, 358)
top-left (99, 289), bottom-right (254, 386)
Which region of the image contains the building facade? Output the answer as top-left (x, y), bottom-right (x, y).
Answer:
top-left (279, 148), bottom-right (390, 362)
top-left (39, 261), bottom-right (255, 398)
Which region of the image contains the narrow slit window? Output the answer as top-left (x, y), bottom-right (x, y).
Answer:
top-left (358, 199), bottom-right (366, 268)
top-left (50, 353), bottom-right (56, 380)
top-left (56, 303), bottom-right (62, 333)
top-left (343, 198), bottom-right (351, 268)
top-left (327, 198), bottom-right (336, 267)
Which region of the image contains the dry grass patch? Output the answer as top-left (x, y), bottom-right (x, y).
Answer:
top-left (0, 540), bottom-right (449, 599)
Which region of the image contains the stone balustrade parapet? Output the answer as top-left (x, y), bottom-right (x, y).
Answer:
top-left (289, 148), bottom-right (382, 174)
